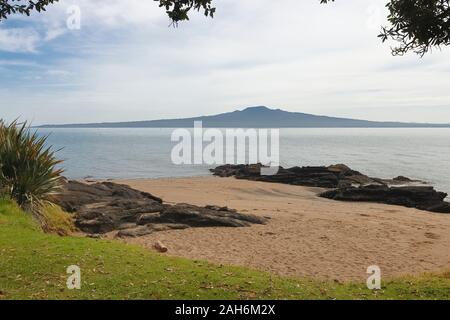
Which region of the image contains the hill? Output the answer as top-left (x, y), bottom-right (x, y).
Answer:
top-left (40, 106), bottom-right (450, 128)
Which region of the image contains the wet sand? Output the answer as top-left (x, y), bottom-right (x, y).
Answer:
top-left (114, 176), bottom-right (450, 282)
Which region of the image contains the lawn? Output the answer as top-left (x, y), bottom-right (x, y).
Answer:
top-left (0, 198), bottom-right (449, 300)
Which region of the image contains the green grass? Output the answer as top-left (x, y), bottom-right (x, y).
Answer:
top-left (40, 203), bottom-right (76, 236)
top-left (0, 198), bottom-right (449, 300)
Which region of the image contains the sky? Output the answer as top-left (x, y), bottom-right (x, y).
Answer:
top-left (0, 0), bottom-right (450, 125)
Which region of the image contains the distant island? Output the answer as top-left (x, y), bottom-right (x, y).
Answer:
top-left (39, 106), bottom-right (450, 128)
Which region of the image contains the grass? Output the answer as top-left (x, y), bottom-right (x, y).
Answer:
top-left (0, 198), bottom-right (449, 300)
top-left (40, 203), bottom-right (76, 236)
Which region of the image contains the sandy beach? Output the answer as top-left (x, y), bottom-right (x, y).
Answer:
top-left (114, 176), bottom-right (450, 282)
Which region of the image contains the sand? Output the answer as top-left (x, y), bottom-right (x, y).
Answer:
top-left (114, 176), bottom-right (450, 282)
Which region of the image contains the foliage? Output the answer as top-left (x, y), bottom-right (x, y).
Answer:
top-left (155, 0), bottom-right (215, 25)
top-left (381, 0), bottom-right (450, 56)
top-left (0, 120), bottom-right (63, 221)
top-left (0, 0), bottom-right (215, 23)
top-left (322, 0), bottom-right (450, 56)
top-left (0, 0), bottom-right (58, 20)
top-left (1, 0), bottom-right (449, 55)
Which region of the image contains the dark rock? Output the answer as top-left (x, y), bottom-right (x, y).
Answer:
top-left (320, 185), bottom-right (450, 213)
top-left (117, 225), bottom-right (155, 237)
top-left (327, 164), bottom-right (362, 176)
top-left (86, 233), bottom-right (103, 239)
top-left (160, 204), bottom-right (265, 227)
top-left (211, 163), bottom-right (449, 214)
top-left (393, 176), bottom-right (413, 182)
top-left (204, 205), bottom-right (237, 212)
top-left (148, 223), bottom-right (190, 231)
top-left (117, 223), bottom-right (138, 230)
top-left (54, 181), bottom-right (268, 236)
top-left (117, 223), bottom-right (191, 238)
top-left (210, 163), bottom-right (380, 188)
top-left (53, 180), bottom-right (162, 213)
top-left (137, 212), bottom-right (163, 225)
top-left (424, 202), bottom-right (450, 213)
top-left (75, 213), bottom-right (115, 234)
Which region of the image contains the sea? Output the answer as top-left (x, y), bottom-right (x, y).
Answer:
top-left (37, 128), bottom-right (450, 197)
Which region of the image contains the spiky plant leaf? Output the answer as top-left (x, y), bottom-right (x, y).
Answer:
top-left (0, 120), bottom-right (64, 223)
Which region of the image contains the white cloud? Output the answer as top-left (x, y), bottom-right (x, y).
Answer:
top-left (24, 0), bottom-right (165, 29)
top-left (0, 28), bottom-right (40, 53)
top-left (44, 27), bottom-right (67, 41)
top-left (1, 0), bottom-right (450, 124)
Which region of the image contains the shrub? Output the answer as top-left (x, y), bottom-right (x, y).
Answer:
top-left (0, 120), bottom-right (64, 223)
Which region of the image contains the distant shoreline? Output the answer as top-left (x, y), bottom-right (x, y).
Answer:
top-left (37, 126), bottom-right (450, 129)
top-left (36, 106), bottom-right (450, 129)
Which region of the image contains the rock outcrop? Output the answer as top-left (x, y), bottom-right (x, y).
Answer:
top-left (211, 163), bottom-right (450, 213)
top-left (53, 181), bottom-right (267, 236)
top-left (210, 163), bottom-right (416, 188)
top-left (320, 185), bottom-right (450, 213)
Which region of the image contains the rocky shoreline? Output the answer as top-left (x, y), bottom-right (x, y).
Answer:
top-left (210, 164), bottom-right (450, 213)
top-left (54, 163), bottom-right (449, 239)
top-left (54, 181), bottom-right (268, 237)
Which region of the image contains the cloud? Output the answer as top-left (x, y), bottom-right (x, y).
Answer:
top-left (44, 27), bottom-right (67, 41)
top-left (0, 0), bottom-right (450, 124)
top-left (0, 28), bottom-right (40, 53)
top-left (0, 59), bottom-right (40, 67)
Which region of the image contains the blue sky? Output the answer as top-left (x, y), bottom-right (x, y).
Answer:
top-left (1, 0), bottom-right (450, 125)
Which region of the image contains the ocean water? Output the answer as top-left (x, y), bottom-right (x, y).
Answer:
top-left (38, 128), bottom-right (450, 196)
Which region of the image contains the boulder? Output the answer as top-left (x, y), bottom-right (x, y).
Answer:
top-left (210, 163), bottom-right (379, 188)
top-left (54, 180), bottom-right (162, 213)
top-left (211, 163), bottom-right (450, 214)
top-left (160, 203), bottom-right (265, 227)
top-left (54, 181), bottom-right (268, 236)
top-left (320, 185), bottom-right (450, 213)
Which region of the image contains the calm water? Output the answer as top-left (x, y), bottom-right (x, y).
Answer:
top-left (38, 128), bottom-right (450, 196)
